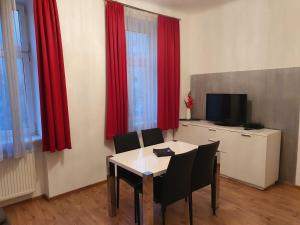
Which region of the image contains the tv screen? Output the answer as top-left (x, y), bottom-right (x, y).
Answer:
top-left (206, 94), bottom-right (247, 126)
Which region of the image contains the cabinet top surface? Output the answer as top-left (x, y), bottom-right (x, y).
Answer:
top-left (180, 120), bottom-right (280, 136)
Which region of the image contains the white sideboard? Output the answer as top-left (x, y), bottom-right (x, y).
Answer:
top-left (174, 120), bottom-right (281, 190)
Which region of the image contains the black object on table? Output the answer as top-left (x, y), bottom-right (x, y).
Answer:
top-left (153, 148), bottom-right (175, 157)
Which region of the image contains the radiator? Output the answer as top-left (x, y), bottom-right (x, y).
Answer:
top-left (0, 153), bottom-right (36, 202)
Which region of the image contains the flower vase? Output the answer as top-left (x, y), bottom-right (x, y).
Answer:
top-left (186, 108), bottom-right (191, 120)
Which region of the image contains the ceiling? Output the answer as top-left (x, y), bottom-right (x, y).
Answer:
top-left (138, 0), bottom-right (234, 13)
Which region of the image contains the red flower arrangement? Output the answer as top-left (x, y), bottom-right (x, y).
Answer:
top-left (184, 92), bottom-right (193, 109)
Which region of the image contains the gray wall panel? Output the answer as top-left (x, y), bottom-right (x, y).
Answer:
top-left (191, 68), bottom-right (300, 183)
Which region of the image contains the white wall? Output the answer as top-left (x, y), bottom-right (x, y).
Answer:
top-left (296, 109), bottom-right (300, 186)
top-left (180, 0), bottom-right (300, 118)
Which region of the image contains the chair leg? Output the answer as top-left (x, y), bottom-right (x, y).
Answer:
top-left (211, 182), bottom-right (216, 215)
top-left (116, 178), bottom-right (120, 209)
top-left (137, 194), bottom-right (141, 225)
top-left (211, 156), bottom-right (218, 215)
top-left (134, 189), bottom-right (138, 223)
top-left (189, 193), bottom-right (193, 225)
top-left (162, 206), bottom-right (166, 225)
top-left (134, 189), bottom-right (141, 225)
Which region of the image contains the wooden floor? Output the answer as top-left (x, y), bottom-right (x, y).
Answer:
top-left (4, 177), bottom-right (300, 225)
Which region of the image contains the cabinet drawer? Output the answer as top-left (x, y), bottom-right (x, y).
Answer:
top-left (175, 123), bottom-right (210, 145)
top-left (174, 123), bottom-right (199, 145)
top-left (176, 124), bottom-right (224, 146)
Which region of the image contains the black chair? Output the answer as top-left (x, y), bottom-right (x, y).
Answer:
top-left (190, 141), bottom-right (220, 215)
top-left (0, 208), bottom-right (10, 225)
top-left (141, 128), bottom-right (164, 147)
top-left (153, 149), bottom-right (197, 225)
top-left (114, 132), bottom-right (142, 225)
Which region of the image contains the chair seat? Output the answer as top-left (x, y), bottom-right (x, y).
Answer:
top-left (0, 208), bottom-right (6, 224)
top-left (117, 167), bottom-right (142, 189)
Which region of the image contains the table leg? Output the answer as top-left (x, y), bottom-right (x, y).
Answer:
top-left (142, 172), bottom-right (154, 225)
top-left (107, 156), bottom-right (116, 217)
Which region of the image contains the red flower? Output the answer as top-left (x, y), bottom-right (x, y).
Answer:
top-left (184, 92), bottom-right (193, 109)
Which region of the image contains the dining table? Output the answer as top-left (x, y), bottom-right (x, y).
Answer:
top-left (106, 140), bottom-right (220, 225)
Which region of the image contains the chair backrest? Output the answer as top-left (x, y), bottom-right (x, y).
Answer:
top-left (161, 149), bottom-right (197, 206)
top-left (113, 132), bottom-right (141, 154)
top-left (141, 128), bottom-right (164, 147)
top-left (191, 141), bottom-right (220, 192)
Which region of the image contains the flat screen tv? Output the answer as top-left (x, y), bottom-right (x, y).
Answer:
top-left (206, 94), bottom-right (247, 126)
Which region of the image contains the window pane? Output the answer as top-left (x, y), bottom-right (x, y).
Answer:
top-left (17, 57), bottom-right (33, 132)
top-left (0, 57), bottom-right (13, 131)
top-left (0, 22), bottom-right (3, 49)
top-left (127, 32), bottom-right (152, 126)
top-left (0, 6), bottom-right (36, 137)
top-left (125, 10), bottom-right (158, 132)
top-left (13, 10), bottom-right (22, 49)
top-left (0, 11), bottom-right (21, 51)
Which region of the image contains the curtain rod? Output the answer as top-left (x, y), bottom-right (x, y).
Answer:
top-left (105, 0), bottom-right (181, 21)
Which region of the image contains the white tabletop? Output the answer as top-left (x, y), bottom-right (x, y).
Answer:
top-left (110, 141), bottom-right (198, 177)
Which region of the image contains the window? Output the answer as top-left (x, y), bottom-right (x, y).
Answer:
top-left (16, 4), bottom-right (40, 136)
top-left (125, 8), bottom-right (158, 132)
top-left (0, 2), bottom-right (40, 159)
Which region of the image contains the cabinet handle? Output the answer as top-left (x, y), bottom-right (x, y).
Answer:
top-left (241, 134), bottom-right (252, 137)
top-left (182, 124), bottom-right (189, 127)
top-left (208, 128), bottom-right (217, 132)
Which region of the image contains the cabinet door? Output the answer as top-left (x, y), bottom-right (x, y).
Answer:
top-left (175, 123), bottom-right (210, 145)
top-left (229, 132), bottom-right (267, 187)
top-left (195, 126), bottom-right (221, 145)
top-left (218, 130), bottom-right (236, 177)
top-left (174, 123), bottom-right (202, 145)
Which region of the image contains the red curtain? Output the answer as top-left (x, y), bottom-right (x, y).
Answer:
top-left (34, 0), bottom-right (72, 152)
top-left (105, 1), bottom-right (128, 139)
top-left (157, 16), bottom-right (180, 130)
